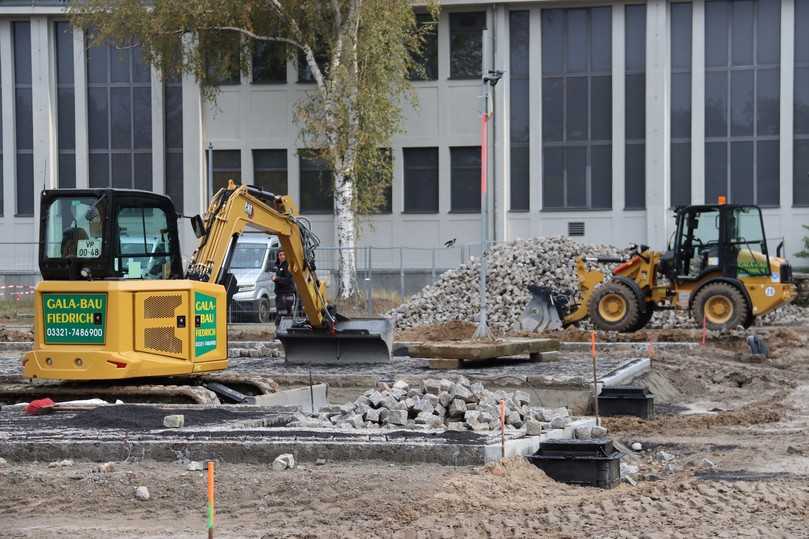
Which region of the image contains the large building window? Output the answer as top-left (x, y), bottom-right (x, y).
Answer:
top-left (410, 13), bottom-right (438, 81)
top-left (450, 146), bottom-right (480, 212)
top-left (210, 150), bottom-right (241, 193)
top-left (203, 32), bottom-right (241, 85)
top-left (87, 39), bottom-right (153, 189)
top-left (55, 22), bottom-right (76, 189)
top-left (705, 0), bottom-right (780, 206)
top-left (252, 42), bottom-right (286, 84)
top-left (795, 0), bottom-right (809, 205)
top-left (253, 149), bottom-right (287, 194)
top-left (450, 12), bottom-right (485, 79)
top-left (671, 3), bottom-right (693, 207)
top-left (541, 7), bottom-right (612, 210)
top-left (625, 5), bottom-right (646, 210)
top-left (510, 11), bottom-right (530, 212)
top-left (164, 77), bottom-right (183, 212)
top-left (299, 151), bottom-right (333, 213)
top-left (403, 147), bottom-right (439, 213)
top-left (13, 21), bottom-right (33, 216)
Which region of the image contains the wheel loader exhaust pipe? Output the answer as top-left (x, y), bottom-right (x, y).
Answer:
top-left (277, 316), bottom-right (394, 365)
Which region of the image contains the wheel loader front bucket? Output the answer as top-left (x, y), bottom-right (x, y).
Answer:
top-left (277, 317), bottom-right (394, 365)
top-left (520, 285), bottom-right (567, 332)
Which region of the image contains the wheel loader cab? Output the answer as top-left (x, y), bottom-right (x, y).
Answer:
top-left (671, 204), bottom-right (770, 283)
top-left (39, 189), bottom-right (184, 282)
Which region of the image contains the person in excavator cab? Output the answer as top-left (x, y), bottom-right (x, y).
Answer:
top-left (273, 249), bottom-right (296, 325)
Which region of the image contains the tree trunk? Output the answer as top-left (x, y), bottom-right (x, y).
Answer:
top-left (334, 170), bottom-right (357, 298)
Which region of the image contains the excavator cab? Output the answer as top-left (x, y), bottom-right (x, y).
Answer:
top-left (40, 189), bottom-right (184, 282)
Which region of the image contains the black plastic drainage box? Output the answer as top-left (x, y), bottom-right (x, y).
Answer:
top-left (598, 386), bottom-right (656, 419)
top-left (528, 439), bottom-right (622, 489)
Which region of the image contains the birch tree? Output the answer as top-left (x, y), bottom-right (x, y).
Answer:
top-left (71, 0), bottom-right (436, 298)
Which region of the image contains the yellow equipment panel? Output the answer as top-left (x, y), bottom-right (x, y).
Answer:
top-left (134, 291), bottom-right (190, 360)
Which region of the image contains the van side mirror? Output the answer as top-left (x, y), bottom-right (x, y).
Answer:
top-left (191, 215), bottom-right (206, 238)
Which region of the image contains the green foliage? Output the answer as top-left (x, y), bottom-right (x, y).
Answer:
top-left (797, 224), bottom-right (809, 259)
top-left (70, 0), bottom-right (439, 215)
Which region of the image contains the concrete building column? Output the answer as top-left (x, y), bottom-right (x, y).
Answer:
top-left (0, 21), bottom-right (14, 220)
top-left (181, 58), bottom-right (204, 260)
top-left (780, 0), bottom-right (795, 252)
top-left (645, 0), bottom-right (671, 247)
top-left (73, 26), bottom-right (88, 189)
top-left (691, 0), bottom-right (706, 204)
top-left (30, 16), bottom-right (53, 271)
top-left (151, 66), bottom-right (165, 197)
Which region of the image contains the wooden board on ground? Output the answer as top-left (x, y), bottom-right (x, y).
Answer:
top-left (408, 338), bottom-right (561, 369)
top-left (424, 351), bottom-right (560, 370)
top-left (409, 337), bottom-right (559, 360)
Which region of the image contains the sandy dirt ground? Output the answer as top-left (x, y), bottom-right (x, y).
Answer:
top-left (3, 325), bottom-right (809, 538)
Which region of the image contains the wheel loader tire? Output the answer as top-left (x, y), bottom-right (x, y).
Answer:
top-left (630, 303), bottom-right (655, 331)
top-left (588, 281), bottom-right (642, 332)
top-left (692, 282), bottom-right (749, 331)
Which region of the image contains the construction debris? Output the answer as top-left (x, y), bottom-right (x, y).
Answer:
top-left (134, 486), bottom-right (150, 501)
top-left (162, 414), bottom-right (185, 428)
top-left (272, 454), bottom-right (296, 471)
top-left (288, 376), bottom-right (572, 432)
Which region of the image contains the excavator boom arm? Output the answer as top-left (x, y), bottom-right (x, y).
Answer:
top-left (187, 183), bottom-right (330, 329)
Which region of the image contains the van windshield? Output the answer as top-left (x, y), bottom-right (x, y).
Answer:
top-left (231, 243), bottom-right (267, 269)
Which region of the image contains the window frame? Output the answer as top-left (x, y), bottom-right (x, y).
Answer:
top-left (450, 146), bottom-right (481, 213)
top-left (403, 147), bottom-right (440, 214)
top-left (704, 0), bottom-right (781, 208)
top-left (449, 11), bottom-right (486, 80)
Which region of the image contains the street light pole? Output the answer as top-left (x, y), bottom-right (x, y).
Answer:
top-left (473, 68), bottom-right (503, 340)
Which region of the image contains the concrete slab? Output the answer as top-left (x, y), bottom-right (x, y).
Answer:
top-left (0, 404), bottom-right (598, 466)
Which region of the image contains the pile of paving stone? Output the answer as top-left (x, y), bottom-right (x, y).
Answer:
top-left (287, 375), bottom-right (575, 433)
top-left (391, 237), bottom-right (623, 333)
top-left (390, 237), bottom-right (806, 332)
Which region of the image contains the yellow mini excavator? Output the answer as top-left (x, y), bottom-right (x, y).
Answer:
top-left (22, 181), bottom-right (392, 382)
top-left (526, 203), bottom-right (798, 332)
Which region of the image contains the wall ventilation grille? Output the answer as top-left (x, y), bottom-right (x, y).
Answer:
top-left (568, 222), bottom-right (585, 237)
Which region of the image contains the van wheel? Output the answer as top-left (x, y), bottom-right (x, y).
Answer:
top-left (257, 297), bottom-right (272, 324)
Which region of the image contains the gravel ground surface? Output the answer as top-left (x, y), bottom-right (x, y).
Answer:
top-left (2, 323), bottom-right (809, 537)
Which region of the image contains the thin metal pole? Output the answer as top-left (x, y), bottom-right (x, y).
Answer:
top-left (399, 247), bottom-right (405, 300)
top-left (368, 247), bottom-right (373, 314)
top-left (474, 73), bottom-right (491, 340)
top-left (431, 248), bottom-right (436, 283)
top-left (207, 142), bottom-right (214, 201)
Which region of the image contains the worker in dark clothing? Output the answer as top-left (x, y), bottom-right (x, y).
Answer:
top-left (273, 250), bottom-right (296, 325)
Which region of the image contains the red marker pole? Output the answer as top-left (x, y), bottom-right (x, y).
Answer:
top-left (207, 461), bottom-right (215, 539)
top-left (498, 399), bottom-right (506, 459)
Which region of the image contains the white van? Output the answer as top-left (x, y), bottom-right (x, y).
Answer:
top-left (230, 233), bottom-right (280, 323)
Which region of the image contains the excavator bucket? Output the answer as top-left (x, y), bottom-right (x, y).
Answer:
top-left (520, 285), bottom-right (567, 332)
top-left (277, 317), bottom-right (394, 365)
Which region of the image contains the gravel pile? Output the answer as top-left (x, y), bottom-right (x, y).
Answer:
top-left (288, 375), bottom-right (575, 433)
top-left (390, 237), bottom-right (808, 333)
top-left (391, 237), bottom-right (622, 333)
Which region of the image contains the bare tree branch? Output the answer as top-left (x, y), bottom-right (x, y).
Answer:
top-left (209, 25), bottom-right (303, 49)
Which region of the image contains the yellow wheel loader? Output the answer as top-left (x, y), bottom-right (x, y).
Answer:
top-left (22, 181), bottom-right (392, 383)
top-left (525, 204), bottom-right (798, 332)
